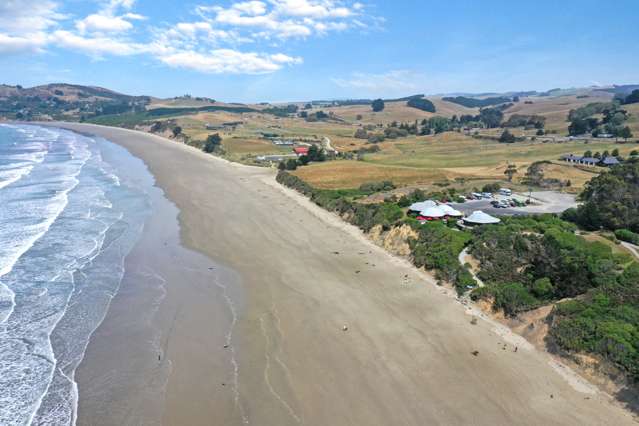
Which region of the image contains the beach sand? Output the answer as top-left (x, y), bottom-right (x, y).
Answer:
top-left (55, 123), bottom-right (635, 425)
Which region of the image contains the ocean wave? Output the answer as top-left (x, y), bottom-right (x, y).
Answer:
top-left (0, 125), bottom-right (152, 425)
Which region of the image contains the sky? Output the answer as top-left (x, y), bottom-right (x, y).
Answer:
top-left (0, 0), bottom-right (638, 103)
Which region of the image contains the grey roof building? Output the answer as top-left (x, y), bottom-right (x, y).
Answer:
top-left (580, 157), bottom-right (600, 166)
top-left (602, 156), bottom-right (620, 166)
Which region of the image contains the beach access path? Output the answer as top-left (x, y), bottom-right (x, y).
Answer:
top-left (54, 123), bottom-right (635, 426)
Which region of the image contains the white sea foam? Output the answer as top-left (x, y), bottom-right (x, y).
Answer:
top-left (0, 125), bottom-right (152, 425)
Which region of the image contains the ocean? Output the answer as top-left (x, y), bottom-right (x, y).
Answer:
top-left (0, 124), bottom-right (154, 425)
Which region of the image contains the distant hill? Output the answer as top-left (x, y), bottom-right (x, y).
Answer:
top-left (595, 84), bottom-right (639, 96)
top-left (310, 94), bottom-right (425, 107)
top-left (0, 83), bottom-right (257, 123)
top-left (0, 83), bottom-right (150, 121)
top-left (0, 83), bottom-right (146, 103)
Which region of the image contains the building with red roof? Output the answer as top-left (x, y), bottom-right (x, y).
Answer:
top-left (293, 146), bottom-right (309, 156)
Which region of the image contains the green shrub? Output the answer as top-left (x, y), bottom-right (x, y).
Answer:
top-left (285, 159), bottom-right (298, 170)
top-left (548, 262), bottom-right (639, 380)
top-left (492, 283), bottom-right (540, 316)
top-left (359, 181), bottom-right (396, 194)
top-left (410, 222), bottom-right (471, 291)
top-left (203, 133), bottom-right (222, 153)
top-left (615, 229), bottom-right (639, 245)
top-left (481, 183), bottom-right (501, 193)
top-left (532, 277), bottom-right (554, 299)
top-left (455, 266), bottom-right (478, 295)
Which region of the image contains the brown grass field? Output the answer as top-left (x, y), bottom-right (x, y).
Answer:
top-left (295, 131), bottom-right (638, 190)
top-left (291, 160), bottom-right (460, 189)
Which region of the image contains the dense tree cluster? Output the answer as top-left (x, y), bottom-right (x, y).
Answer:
top-left (567, 102), bottom-right (631, 137)
top-left (203, 133), bottom-right (222, 153)
top-left (622, 89), bottom-right (639, 105)
top-left (499, 129), bottom-right (516, 143)
top-left (305, 110), bottom-right (329, 122)
top-left (549, 263), bottom-right (639, 380)
top-left (263, 104), bottom-right (299, 117)
top-left (406, 98), bottom-right (436, 112)
top-left (470, 216), bottom-right (626, 314)
top-left (478, 106), bottom-right (508, 128)
top-left (442, 96), bottom-right (513, 108)
top-left (564, 160), bottom-right (639, 232)
top-left (503, 114), bottom-right (546, 129)
top-left (371, 99), bottom-right (385, 112)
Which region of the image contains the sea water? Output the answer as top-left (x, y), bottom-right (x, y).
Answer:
top-left (0, 124), bottom-right (153, 425)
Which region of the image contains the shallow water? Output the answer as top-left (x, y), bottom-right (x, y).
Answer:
top-left (0, 124), bottom-right (153, 425)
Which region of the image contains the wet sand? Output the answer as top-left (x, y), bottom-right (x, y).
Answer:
top-left (56, 123), bottom-right (636, 425)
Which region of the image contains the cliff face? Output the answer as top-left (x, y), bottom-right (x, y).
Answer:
top-left (368, 224), bottom-right (418, 257)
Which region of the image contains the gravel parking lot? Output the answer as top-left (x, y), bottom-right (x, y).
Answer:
top-left (449, 191), bottom-right (578, 217)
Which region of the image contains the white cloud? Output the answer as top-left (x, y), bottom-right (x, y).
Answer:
top-left (51, 30), bottom-right (145, 57)
top-left (0, 0), bottom-right (63, 53)
top-left (0, 0), bottom-right (377, 76)
top-left (106, 0), bottom-right (137, 12)
top-left (233, 1), bottom-right (268, 16)
top-left (74, 0), bottom-right (146, 34)
top-left (332, 70), bottom-right (422, 93)
top-left (0, 0), bottom-right (63, 34)
top-left (158, 49), bottom-right (302, 74)
top-left (123, 13), bottom-right (147, 21)
top-left (197, 0), bottom-right (368, 40)
top-left (272, 0), bottom-right (353, 18)
top-left (0, 33), bottom-right (47, 54)
top-left (76, 14), bottom-right (134, 33)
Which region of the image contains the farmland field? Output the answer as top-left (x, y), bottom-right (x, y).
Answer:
top-left (294, 131), bottom-right (638, 190)
top-left (90, 87), bottom-right (637, 192)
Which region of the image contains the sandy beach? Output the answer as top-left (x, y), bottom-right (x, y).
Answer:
top-left (53, 123), bottom-right (636, 425)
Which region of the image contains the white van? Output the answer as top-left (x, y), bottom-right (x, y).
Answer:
top-left (499, 188), bottom-right (512, 196)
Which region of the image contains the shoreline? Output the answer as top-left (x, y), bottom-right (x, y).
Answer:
top-left (49, 122), bottom-right (636, 425)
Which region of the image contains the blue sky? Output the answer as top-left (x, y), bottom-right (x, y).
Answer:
top-left (0, 0), bottom-right (637, 102)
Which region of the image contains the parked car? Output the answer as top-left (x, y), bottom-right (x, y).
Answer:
top-left (482, 192), bottom-right (493, 199)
